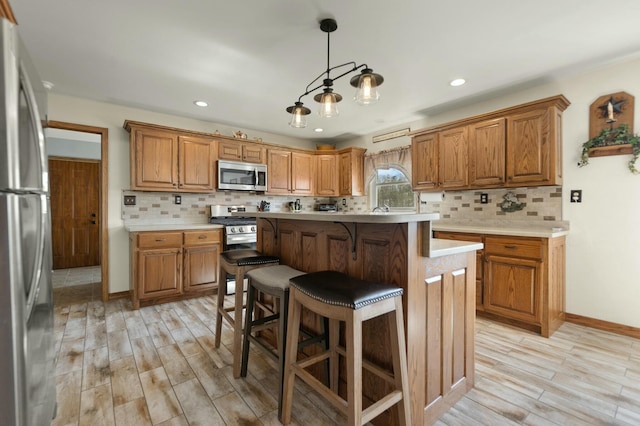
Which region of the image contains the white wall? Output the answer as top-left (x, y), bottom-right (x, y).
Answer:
top-left (49, 54), bottom-right (640, 327)
top-left (47, 95), bottom-right (314, 294)
top-left (345, 58), bottom-right (640, 328)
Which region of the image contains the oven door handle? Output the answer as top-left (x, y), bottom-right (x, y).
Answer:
top-left (226, 234), bottom-right (257, 245)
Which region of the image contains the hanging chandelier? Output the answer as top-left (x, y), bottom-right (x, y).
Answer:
top-left (286, 18), bottom-right (384, 128)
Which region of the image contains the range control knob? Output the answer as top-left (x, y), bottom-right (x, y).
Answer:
top-left (238, 227), bottom-right (245, 233)
top-left (250, 226), bottom-right (256, 232)
top-left (229, 228), bottom-right (236, 233)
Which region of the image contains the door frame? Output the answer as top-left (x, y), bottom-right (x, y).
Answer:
top-left (47, 121), bottom-right (109, 302)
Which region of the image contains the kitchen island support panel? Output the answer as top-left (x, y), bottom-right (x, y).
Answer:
top-left (254, 215), bottom-right (477, 425)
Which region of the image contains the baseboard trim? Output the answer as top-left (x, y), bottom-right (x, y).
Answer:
top-left (565, 313), bottom-right (640, 340)
top-left (108, 290), bottom-right (132, 300)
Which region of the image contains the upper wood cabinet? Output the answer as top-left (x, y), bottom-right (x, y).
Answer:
top-left (411, 95), bottom-right (569, 192)
top-left (338, 148), bottom-right (365, 196)
top-left (218, 140), bottom-right (265, 164)
top-left (266, 149), bottom-right (315, 195)
top-left (469, 118), bottom-right (506, 188)
top-left (315, 154), bottom-right (339, 196)
top-left (126, 122), bottom-right (216, 192)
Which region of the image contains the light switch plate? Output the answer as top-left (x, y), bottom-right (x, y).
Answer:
top-left (570, 190), bottom-right (582, 203)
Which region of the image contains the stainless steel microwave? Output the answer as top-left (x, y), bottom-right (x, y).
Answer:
top-left (217, 160), bottom-right (267, 191)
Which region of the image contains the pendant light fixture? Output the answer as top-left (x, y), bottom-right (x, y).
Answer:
top-left (286, 18), bottom-right (384, 127)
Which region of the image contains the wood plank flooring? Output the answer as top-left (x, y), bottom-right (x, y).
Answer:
top-left (51, 294), bottom-right (640, 425)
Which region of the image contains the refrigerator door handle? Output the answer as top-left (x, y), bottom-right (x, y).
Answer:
top-left (24, 195), bottom-right (46, 319)
top-left (19, 62), bottom-right (47, 191)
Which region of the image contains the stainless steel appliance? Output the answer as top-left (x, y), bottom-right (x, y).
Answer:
top-left (0, 18), bottom-right (56, 426)
top-left (209, 205), bottom-right (258, 293)
top-left (217, 160), bottom-right (267, 192)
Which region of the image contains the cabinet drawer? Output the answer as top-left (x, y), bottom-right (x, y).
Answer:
top-left (184, 230), bottom-right (222, 246)
top-left (484, 237), bottom-right (542, 260)
top-left (137, 232), bottom-right (182, 249)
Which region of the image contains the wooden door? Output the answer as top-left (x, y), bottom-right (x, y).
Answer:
top-left (267, 149), bottom-right (291, 193)
top-left (291, 152), bottom-right (314, 195)
top-left (439, 126), bottom-right (469, 189)
top-left (411, 133), bottom-right (439, 191)
top-left (49, 159), bottom-right (100, 269)
top-left (178, 136), bottom-right (216, 191)
top-left (316, 154), bottom-right (338, 196)
top-left (506, 108), bottom-right (551, 185)
top-left (469, 118), bottom-right (506, 187)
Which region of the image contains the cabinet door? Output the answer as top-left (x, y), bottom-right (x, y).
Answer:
top-left (183, 244), bottom-right (220, 292)
top-left (439, 126), bottom-right (469, 189)
top-left (218, 141), bottom-right (243, 161)
top-left (469, 118), bottom-right (506, 187)
top-left (338, 152), bottom-right (353, 195)
top-left (179, 136), bottom-right (216, 191)
top-left (291, 152), bottom-right (314, 195)
top-left (137, 248), bottom-right (182, 299)
top-left (133, 129), bottom-right (178, 190)
top-left (267, 149), bottom-right (292, 193)
top-left (316, 154), bottom-right (338, 196)
top-left (243, 143), bottom-right (265, 164)
top-left (411, 133), bottom-right (439, 191)
top-left (506, 108), bottom-right (551, 186)
top-left (484, 254), bottom-right (542, 324)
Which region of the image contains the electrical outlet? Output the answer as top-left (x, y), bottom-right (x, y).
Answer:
top-left (570, 189), bottom-right (582, 203)
top-left (342, 198), bottom-right (347, 206)
top-left (480, 193), bottom-right (488, 204)
top-left (123, 195), bottom-right (136, 206)
top-left (175, 195), bottom-right (182, 205)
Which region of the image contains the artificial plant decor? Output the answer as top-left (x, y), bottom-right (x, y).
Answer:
top-left (578, 124), bottom-right (640, 174)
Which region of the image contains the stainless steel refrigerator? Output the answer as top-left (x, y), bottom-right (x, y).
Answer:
top-left (0, 17), bottom-right (56, 426)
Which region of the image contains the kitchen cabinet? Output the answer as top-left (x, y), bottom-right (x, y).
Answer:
top-left (266, 149), bottom-right (315, 195)
top-left (411, 95), bottom-right (569, 191)
top-left (434, 231), bottom-right (565, 337)
top-left (315, 154), bottom-right (339, 196)
top-left (338, 147), bottom-right (366, 196)
top-left (130, 228), bottom-right (222, 309)
top-left (126, 123), bottom-right (216, 192)
top-left (218, 140), bottom-right (265, 164)
top-left (411, 126), bottom-right (468, 191)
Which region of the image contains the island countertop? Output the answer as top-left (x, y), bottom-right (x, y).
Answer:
top-left (233, 210), bottom-right (440, 223)
top-left (432, 219), bottom-right (570, 238)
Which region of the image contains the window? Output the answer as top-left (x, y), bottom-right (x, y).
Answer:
top-left (370, 167), bottom-right (415, 211)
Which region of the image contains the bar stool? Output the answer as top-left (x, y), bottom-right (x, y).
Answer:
top-left (281, 271), bottom-right (411, 426)
top-left (240, 265), bottom-right (329, 418)
top-left (214, 249), bottom-right (279, 378)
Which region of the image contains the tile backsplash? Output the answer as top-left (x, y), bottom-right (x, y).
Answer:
top-left (122, 186), bottom-right (562, 226)
top-left (122, 190), bottom-right (369, 225)
top-left (419, 186), bottom-right (562, 221)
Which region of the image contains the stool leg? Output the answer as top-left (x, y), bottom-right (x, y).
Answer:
top-left (214, 264), bottom-right (227, 348)
top-left (276, 289), bottom-right (289, 419)
top-left (240, 278), bottom-right (257, 378)
top-left (390, 297), bottom-right (411, 425)
top-left (346, 310), bottom-right (363, 426)
top-left (281, 288), bottom-right (302, 425)
top-left (232, 269), bottom-right (246, 378)
top-left (329, 318), bottom-right (340, 393)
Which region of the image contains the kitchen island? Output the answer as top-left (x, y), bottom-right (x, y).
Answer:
top-left (238, 211), bottom-right (482, 425)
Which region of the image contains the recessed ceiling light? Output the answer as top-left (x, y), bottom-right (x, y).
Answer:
top-left (450, 78), bottom-right (466, 87)
top-left (42, 80), bottom-right (54, 90)
top-left (193, 100), bottom-right (208, 107)
top-left (314, 128), bottom-right (323, 133)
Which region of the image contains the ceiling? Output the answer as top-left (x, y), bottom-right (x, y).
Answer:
top-left (12, 0), bottom-right (640, 143)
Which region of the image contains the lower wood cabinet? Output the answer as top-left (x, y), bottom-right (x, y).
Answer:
top-left (435, 231), bottom-right (565, 337)
top-left (130, 229), bottom-right (222, 309)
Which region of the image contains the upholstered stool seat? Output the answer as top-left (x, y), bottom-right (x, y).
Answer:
top-left (281, 271), bottom-right (411, 425)
top-left (241, 265), bottom-right (329, 418)
top-left (214, 249), bottom-right (279, 378)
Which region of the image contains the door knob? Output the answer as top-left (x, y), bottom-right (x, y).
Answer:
top-left (91, 221), bottom-right (97, 224)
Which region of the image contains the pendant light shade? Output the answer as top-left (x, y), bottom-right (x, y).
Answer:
top-left (314, 88), bottom-right (342, 118)
top-left (286, 102), bottom-right (311, 128)
top-left (285, 19), bottom-right (384, 127)
top-left (351, 68), bottom-right (383, 105)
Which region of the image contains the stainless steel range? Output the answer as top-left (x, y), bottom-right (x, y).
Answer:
top-left (209, 204), bottom-right (258, 293)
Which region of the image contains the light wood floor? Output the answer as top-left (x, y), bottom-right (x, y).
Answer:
top-left (51, 294), bottom-right (640, 425)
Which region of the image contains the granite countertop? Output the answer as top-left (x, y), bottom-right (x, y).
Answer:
top-left (428, 239), bottom-right (484, 258)
top-left (234, 211), bottom-right (440, 224)
top-left (125, 224), bottom-right (223, 232)
top-left (432, 219), bottom-right (570, 238)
